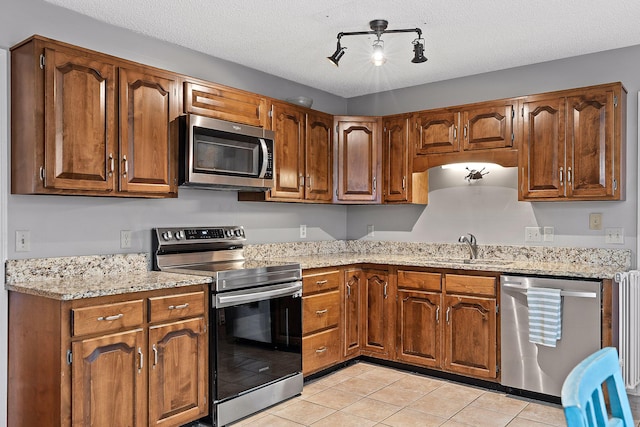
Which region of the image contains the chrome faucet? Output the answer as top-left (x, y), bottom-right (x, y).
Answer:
top-left (458, 233), bottom-right (478, 260)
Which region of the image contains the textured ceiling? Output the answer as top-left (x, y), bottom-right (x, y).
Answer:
top-left (44, 0), bottom-right (640, 98)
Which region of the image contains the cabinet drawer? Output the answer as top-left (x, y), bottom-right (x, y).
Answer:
top-left (303, 290), bottom-right (340, 334)
top-left (148, 291), bottom-right (205, 323)
top-left (445, 274), bottom-right (496, 297)
top-left (303, 269), bottom-right (340, 294)
top-left (72, 300), bottom-right (144, 337)
top-left (398, 270), bottom-right (441, 291)
top-left (303, 327), bottom-right (341, 375)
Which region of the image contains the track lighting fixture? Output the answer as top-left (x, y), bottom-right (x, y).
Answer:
top-left (328, 19), bottom-right (427, 67)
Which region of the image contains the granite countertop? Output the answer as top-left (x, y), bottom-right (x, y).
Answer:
top-left (4, 242), bottom-right (631, 300)
top-left (265, 253), bottom-right (622, 279)
top-left (5, 271), bottom-right (212, 301)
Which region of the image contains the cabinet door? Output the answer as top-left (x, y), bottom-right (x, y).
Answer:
top-left (270, 102), bottom-right (305, 199)
top-left (414, 109), bottom-right (458, 155)
top-left (183, 81), bottom-right (268, 127)
top-left (461, 100), bottom-right (516, 151)
top-left (396, 289), bottom-right (441, 368)
top-left (119, 67), bottom-right (178, 196)
top-left (520, 95), bottom-right (566, 200)
top-left (149, 317), bottom-right (207, 427)
top-left (72, 328), bottom-right (146, 427)
top-left (343, 269), bottom-right (362, 358)
top-left (305, 110), bottom-right (333, 202)
top-left (566, 87), bottom-right (617, 199)
top-left (335, 116), bottom-right (382, 203)
top-left (44, 47), bottom-right (117, 192)
top-left (383, 116), bottom-right (410, 203)
top-left (361, 269), bottom-right (393, 357)
top-left (443, 295), bottom-right (497, 379)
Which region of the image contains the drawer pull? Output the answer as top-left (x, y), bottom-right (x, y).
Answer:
top-left (168, 303), bottom-right (189, 310)
top-left (138, 347), bottom-right (144, 372)
top-left (316, 346), bottom-right (328, 354)
top-left (97, 313), bottom-right (123, 322)
top-left (152, 344), bottom-right (158, 367)
top-left (316, 280), bottom-right (328, 286)
top-left (315, 309), bottom-right (328, 315)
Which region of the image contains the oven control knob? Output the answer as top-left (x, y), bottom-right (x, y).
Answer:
top-left (161, 231), bottom-right (173, 241)
top-left (234, 229), bottom-right (243, 237)
top-left (225, 229), bottom-right (233, 237)
top-left (175, 230), bottom-right (185, 240)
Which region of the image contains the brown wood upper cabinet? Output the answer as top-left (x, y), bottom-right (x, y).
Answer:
top-left (183, 80), bottom-right (268, 127)
top-left (412, 99), bottom-right (519, 170)
top-left (383, 114), bottom-right (428, 204)
top-left (519, 82), bottom-right (626, 201)
top-left (11, 35), bottom-right (179, 198)
top-left (334, 116), bottom-right (382, 203)
top-left (239, 101), bottom-right (333, 203)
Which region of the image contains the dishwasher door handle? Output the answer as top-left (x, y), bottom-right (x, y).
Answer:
top-left (502, 282), bottom-right (597, 299)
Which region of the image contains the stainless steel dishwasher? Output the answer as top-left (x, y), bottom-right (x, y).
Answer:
top-left (500, 275), bottom-right (602, 397)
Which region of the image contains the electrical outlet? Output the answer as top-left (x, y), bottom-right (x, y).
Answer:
top-left (524, 226), bottom-right (542, 242)
top-left (589, 213), bottom-right (603, 230)
top-left (605, 227), bottom-right (624, 244)
top-left (367, 224), bottom-right (375, 237)
top-left (543, 226), bottom-right (554, 242)
top-left (299, 224), bottom-right (307, 239)
top-left (120, 230), bottom-right (132, 248)
top-left (15, 230), bottom-right (31, 252)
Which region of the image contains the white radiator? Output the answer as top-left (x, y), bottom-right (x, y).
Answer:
top-left (615, 271), bottom-right (640, 390)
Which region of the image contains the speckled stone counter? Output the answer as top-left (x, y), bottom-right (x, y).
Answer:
top-left (5, 253), bottom-right (212, 300)
top-left (245, 240), bottom-right (631, 279)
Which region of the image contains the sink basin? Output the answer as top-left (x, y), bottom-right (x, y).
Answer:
top-left (429, 258), bottom-right (513, 266)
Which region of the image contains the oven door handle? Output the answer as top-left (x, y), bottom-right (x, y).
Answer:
top-left (215, 281), bottom-right (302, 308)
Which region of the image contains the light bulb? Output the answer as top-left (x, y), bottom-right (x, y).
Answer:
top-left (371, 40), bottom-right (385, 66)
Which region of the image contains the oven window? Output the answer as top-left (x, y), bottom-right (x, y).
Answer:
top-left (193, 127), bottom-right (261, 177)
top-left (214, 295), bottom-right (302, 401)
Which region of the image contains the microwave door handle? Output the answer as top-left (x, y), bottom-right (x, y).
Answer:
top-left (259, 138), bottom-right (269, 178)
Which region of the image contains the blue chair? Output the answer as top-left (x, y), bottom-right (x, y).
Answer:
top-left (561, 347), bottom-right (635, 426)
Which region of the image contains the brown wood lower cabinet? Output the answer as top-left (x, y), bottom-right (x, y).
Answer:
top-left (8, 285), bottom-right (208, 427)
top-left (397, 289), bottom-right (442, 368)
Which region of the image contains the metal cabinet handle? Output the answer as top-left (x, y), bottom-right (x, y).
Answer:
top-left (123, 155), bottom-right (129, 177)
top-left (152, 344), bottom-right (158, 367)
top-left (346, 283), bottom-right (351, 297)
top-left (315, 309), bottom-right (328, 315)
top-left (402, 176), bottom-right (406, 190)
top-left (108, 154), bottom-right (114, 176)
top-left (453, 126), bottom-right (457, 139)
top-left (559, 167), bottom-right (564, 185)
top-left (138, 348), bottom-right (144, 371)
top-left (97, 313), bottom-right (123, 321)
top-left (464, 125), bottom-right (468, 138)
top-left (373, 176), bottom-right (377, 192)
top-left (316, 280), bottom-right (328, 286)
top-left (445, 307), bottom-right (450, 324)
top-left (307, 175), bottom-right (311, 189)
top-left (299, 175), bottom-right (304, 188)
top-left (567, 167), bottom-right (572, 184)
top-left (436, 306), bottom-right (440, 324)
top-left (383, 282), bottom-right (388, 298)
top-left (316, 346), bottom-right (328, 354)
top-left (168, 303), bottom-right (189, 310)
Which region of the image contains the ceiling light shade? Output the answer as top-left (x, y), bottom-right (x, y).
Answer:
top-left (327, 41), bottom-right (346, 66)
top-left (412, 39), bottom-right (428, 63)
top-left (328, 19), bottom-right (427, 67)
top-left (371, 40), bottom-right (385, 66)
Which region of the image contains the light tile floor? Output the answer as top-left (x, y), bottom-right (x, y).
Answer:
top-left (230, 361), bottom-right (640, 427)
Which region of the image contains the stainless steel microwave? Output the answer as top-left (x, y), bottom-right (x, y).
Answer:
top-left (178, 114), bottom-right (274, 191)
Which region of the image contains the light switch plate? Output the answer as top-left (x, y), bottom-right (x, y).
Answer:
top-left (120, 230), bottom-right (132, 248)
top-left (367, 224), bottom-right (375, 237)
top-left (15, 230), bottom-right (30, 252)
top-left (524, 227), bottom-right (542, 242)
top-left (543, 226), bottom-right (554, 242)
top-left (589, 213), bottom-right (603, 230)
top-left (605, 227), bottom-right (624, 244)
top-left (299, 224), bottom-right (307, 239)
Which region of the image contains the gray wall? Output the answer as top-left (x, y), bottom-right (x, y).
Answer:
top-left (346, 48), bottom-right (638, 257)
top-left (1, 0), bottom-right (638, 261)
top-left (1, 0), bottom-right (349, 260)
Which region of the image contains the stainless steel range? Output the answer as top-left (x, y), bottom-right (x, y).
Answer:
top-left (152, 226), bottom-right (303, 427)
